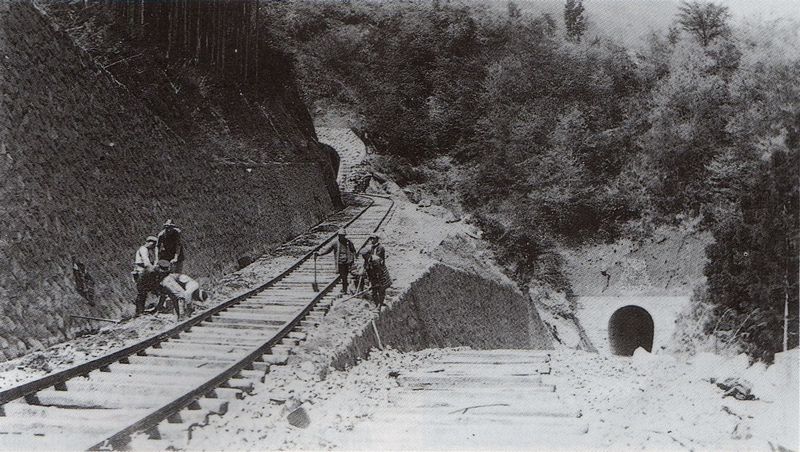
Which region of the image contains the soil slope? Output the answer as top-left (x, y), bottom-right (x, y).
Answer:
top-left (562, 223), bottom-right (711, 297)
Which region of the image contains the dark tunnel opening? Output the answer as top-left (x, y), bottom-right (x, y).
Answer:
top-left (608, 305), bottom-right (654, 356)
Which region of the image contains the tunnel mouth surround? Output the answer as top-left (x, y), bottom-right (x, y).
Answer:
top-left (608, 305), bottom-right (655, 356)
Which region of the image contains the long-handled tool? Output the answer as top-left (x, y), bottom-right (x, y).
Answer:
top-left (312, 254), bottom-right (320, 292)
top-left (69, 314), bottom-right (122, 324)
top-left (338, 288), bottom-right (370, 303)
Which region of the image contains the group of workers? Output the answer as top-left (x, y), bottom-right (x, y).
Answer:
top-left (131, 219), bottom-right (205, 319)
top-left (130, 222), bottom-right (390, 320)
top-left (315, 229), bottom-right (391, 308)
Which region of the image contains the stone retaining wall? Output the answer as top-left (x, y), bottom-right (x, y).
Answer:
top-left (0, 2), bottom-right (338, 361)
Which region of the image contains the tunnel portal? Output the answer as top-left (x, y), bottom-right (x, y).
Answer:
top-left (608, 305), bottom-right (654, 356)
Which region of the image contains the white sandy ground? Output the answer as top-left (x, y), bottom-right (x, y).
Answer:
top-left (195, 347), bottom-right (796, 451)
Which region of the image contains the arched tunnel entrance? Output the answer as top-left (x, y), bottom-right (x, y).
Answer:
top-left (608, 305), bottom-right (654, 356)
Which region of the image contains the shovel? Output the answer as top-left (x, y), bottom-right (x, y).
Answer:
top-left (312, 254), bottom-right (320, 292)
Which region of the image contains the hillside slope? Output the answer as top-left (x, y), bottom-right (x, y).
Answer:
top-left (562, 224), bottom-right (711, 297)
top-left (0, 2), bottom-right (339, 361)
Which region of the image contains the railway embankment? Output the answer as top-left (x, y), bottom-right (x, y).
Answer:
top-left (330, 263), bottom-right (552, 370)
top-left (184, 192), bottom-right (555, 449)
top-left (0, 2), bottom-right (339, 361)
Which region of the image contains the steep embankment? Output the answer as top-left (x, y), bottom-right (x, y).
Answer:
top-left (562, 224), bottom-right (711, 297)
top-left (325, 201), bottom-right (553, 370)
top-left (0, 2), bottom-right (339, 361)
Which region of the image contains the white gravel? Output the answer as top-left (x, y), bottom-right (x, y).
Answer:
top-left (192, 346), bottom-right (798, 451)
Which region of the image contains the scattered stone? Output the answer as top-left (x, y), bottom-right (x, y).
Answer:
top-left (300, 361), bottom-right (316, 375)
top-left (237, 256), bottom-right (254, 270)
top-left (265, 354), bottom-right (290, 365)
top-left (716, 378), bottom-right (756, 401)
top-left (287, 405), bottom-right (311, 429)
top-left (269, 391), bottom-right (290, 405)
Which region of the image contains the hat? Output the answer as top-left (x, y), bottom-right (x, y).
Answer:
top-left (370, 233), bottom-right (380, 240)
top-left (146, 236), bottom-right (157, 243)
top-left (337, 228), bottom-right (347, 236)
top-left (163, 219), bottom-right (177, 228)
top-left (156, 260), bottom-right (171, 271)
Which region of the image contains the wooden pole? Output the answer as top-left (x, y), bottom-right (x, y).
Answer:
top-left (372, 319), bottom-right (384, 351)
top-left (69, 314), bottom-right (122, 324)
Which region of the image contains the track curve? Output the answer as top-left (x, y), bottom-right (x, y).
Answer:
top-left (0, 194), bottom-right (394, 451)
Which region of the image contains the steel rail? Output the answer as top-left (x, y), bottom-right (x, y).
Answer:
top-left (0, 193), bottom-right (393, 450)
top-left (0, 194), bottom-right (385, 408)
top-left (90, 193), bottom-right (394, 449)
top-left (89, 274), bottom-right (341, 450)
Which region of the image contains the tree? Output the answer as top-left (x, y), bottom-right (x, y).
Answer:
top-left (704, 150), bottom-right (799, 361)
top-left (677, 1), bottom-right (730, 47)
top-left (564, 0), bottom-right (587, 43)
top-left (640, 40), bottom-right (735, 216)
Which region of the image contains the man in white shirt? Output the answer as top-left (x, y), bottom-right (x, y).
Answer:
top-left (131, 236), bottom-right (157, 282)
top-left (159, 273), bottom-right (208, 320)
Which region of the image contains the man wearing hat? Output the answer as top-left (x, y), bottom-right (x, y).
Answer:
top-left (131, 235), bottom-right (157, 283)
top-left (363, 234), bottom-right (391, 308)
top-left (133, 259), bottom-right (171, 316)
top-left (315, 228), bottom-right (357, 294)
top-left (156, 219), bottom-right (184, 273)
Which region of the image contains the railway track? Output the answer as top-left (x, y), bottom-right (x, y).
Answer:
top-left (0, 194), bottom-right (394, 451)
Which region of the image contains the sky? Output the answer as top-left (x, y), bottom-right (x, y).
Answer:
top-left (503, 0), bottom-right (800, 48)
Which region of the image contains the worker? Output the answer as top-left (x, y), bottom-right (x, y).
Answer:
top-left (133, 259), bottom-right (171, 316)
top-left (158, 272), bottom-right (208, 320)
top-left (131, 236), bottom-right (157, 283)
top-left (315, 228), bottom-right (356, 294)
top-left (361, 233), bottom-right (386, 262)
top-left (364, 234), bottom-right (391, 308)
top-left (156, 219), bottom-right (184, 273)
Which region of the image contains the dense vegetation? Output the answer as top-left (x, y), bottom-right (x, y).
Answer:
top-left (260, 0), bottom-right (798, 359)
top-left (43, 0), bottom-right (318, 162)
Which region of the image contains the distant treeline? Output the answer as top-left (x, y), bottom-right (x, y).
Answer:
top-left (261, 0), bottom-right (798, 360)
top-left (110, 0), bottom-right (261, 81)
top-left (48, 0), bottom-right (291, 89)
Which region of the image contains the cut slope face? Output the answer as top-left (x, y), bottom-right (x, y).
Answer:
top-left (562, 224), bottom-right (711, 297)
top-left (0, 2), bottom-right (338, 361)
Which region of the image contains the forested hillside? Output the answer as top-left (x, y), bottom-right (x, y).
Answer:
top-left (263, 0), bottom-right (798, 361)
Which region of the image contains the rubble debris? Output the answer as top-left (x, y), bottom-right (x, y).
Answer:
top-left (716, 377), bottom-right (757, 401)
top-left (287, 405), bottom-right (311, 429)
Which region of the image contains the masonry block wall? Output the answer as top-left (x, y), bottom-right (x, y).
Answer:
top-left (332, 264), bottom-right (554, 370)
top-left (0, 2), bottom-right (339, 361)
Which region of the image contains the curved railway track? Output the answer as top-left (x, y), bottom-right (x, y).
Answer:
top-left (0, 194), bottom-right (394, 451)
